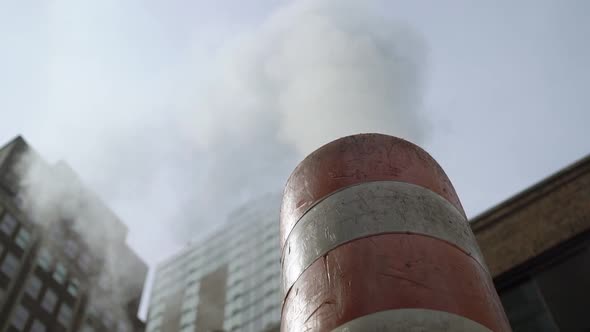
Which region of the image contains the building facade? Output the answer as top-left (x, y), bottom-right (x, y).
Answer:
top-left (146, 195), bottom-right (281, 332)
top-left (148, 150), bottom-right (590, 332)
top-left (0, 136), bottom-right (147, 331)
top-left (473, 154), bottom-right (590, 332)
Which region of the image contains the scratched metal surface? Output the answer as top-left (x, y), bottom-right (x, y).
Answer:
top-left (331, 308), bottom-right (494, 332)
top-left (280, 234), bottom-right (511, 332)
top-left (281, 181), bottom-right (485, 296)
top-left (280, 133), bottom-right (465, 250)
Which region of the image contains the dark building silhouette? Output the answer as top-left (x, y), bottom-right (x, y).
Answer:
top-left (0, 136), bottom-right (147, 331)
top-left (473, 154), bottom-right (590, 332)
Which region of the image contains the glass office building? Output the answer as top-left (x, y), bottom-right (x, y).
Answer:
top-left (146, 195), bottom-right (281, 332)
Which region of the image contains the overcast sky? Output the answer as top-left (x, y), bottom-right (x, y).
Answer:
top-left (1, 0), bottom-right (589, 277)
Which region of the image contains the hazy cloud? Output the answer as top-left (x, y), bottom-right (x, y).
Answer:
top-left (185, 0), bottom-right (428, 155)
top-left (0, 0), bottom-right (430, 268)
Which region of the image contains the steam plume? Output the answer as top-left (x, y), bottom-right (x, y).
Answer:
top-left (9, 0), bottom-right (430, 318)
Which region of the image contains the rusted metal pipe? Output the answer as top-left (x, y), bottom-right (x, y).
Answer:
top-left (280, 134), bottom-right (511, 332)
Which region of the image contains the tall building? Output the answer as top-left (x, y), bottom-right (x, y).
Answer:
top-left (472, 153), bottom-right (590, 331)
top-left (0, 136), bottom-right (147, 331)
top-left (146, 195), bottom-right (281, 332)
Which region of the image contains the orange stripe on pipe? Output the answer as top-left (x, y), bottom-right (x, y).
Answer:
top-left (281, 233), bottom-right (511, 332)
top-left (280, 134), bottom-right (464, 250)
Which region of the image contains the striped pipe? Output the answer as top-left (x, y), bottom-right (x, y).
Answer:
top-left (279, 134), bottom-right (511, 332)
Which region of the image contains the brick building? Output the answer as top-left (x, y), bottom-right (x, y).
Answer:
top-left (473, 154), bottom-right (590, 331)
top-left (0, 136), bottom-right (147, 331)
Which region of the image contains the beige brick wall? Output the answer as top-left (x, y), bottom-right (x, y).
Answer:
top-left (471, 156), bottom-right (590, 277)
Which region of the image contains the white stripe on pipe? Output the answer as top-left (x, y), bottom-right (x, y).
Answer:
top-left (281, 181), bottom-right (486, 296)
top-left (332, 308), bottom-right (493, 332)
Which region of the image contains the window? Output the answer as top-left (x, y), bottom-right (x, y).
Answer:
top-left (25, 275), bottom-right (43, 299)
top-left (41, 288), bottom-right (58, 313)
top-left (11, 304), bottom-right (29, 330)
top-left (0, 213), bottom-right (17, 236)
top-left (15, 228), bottom-right (31, 249)
top-left (1, 252), bottom-right (20, 278)
top-left (30, 319), bottom-right (46, 332)
top-left (67, 278), bottom-right (79, 297)
top-left (37, 249), bottom-right (52, 270)
top-left (64, 239), bottom-right (78, 259)
top-left (53, 262), bottom-right (67, 284)
top-left (78, 253), bottom-right (91, 272)
top-left (57, 303), bottom-right (73, 326)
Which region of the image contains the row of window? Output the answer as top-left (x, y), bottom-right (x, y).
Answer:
top-left (148, 215), bottom-right (280, 330)
top-left (1, 251), bottom-right (21, 278)
top-left (25, 273), bottom-right (78, 301)
top-left (10, 305), bottom-right (46, 332)
top-left (156, 234), bottom-right (232, 283)
top-left (226, 287), bottom-right (280, 322)
top-left (146, 314), bottom-right (163, 332)
top-left (228, 254), bottom-right (278, 283)
top-left (1, 213), bottom-right (33, 250)
top-left (152, 255), bottom-right (228, 303)
top-left (226, 265), bottom-right (280, 300)
top-left (159, 270), bottom-right (278, 325)
top-left (179, 307), bottom-right (197, 327)
top-left (0, 208), bottom-right (135, 332)
top-left (38, 241), bottom-right (93, 275)
top-left (37, 249), bottom-right (80, 296)
top-left (152, 250), bottom-right (280, 302)
top-left (10, 295), bottom-right (72, 331)
top-left (10, 277), bottom-right (127, 332)
top-left (155, 213), bottom-right (275, 286)
top-left (148, 289), bottom-right (279, 332)
top-left (1, 213), bottom-right (18, 236)
top-left (178, 322), bottom-right (195, 332)
top-left (225, 305), bottom-right (280, 332)
top-left (149, 285), bottom-right (201, 325)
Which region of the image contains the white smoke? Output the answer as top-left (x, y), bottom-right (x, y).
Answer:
top-left (184, 0), bottom-right (428, 155)
top-left (15, 149), bottom-right (143, 328)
